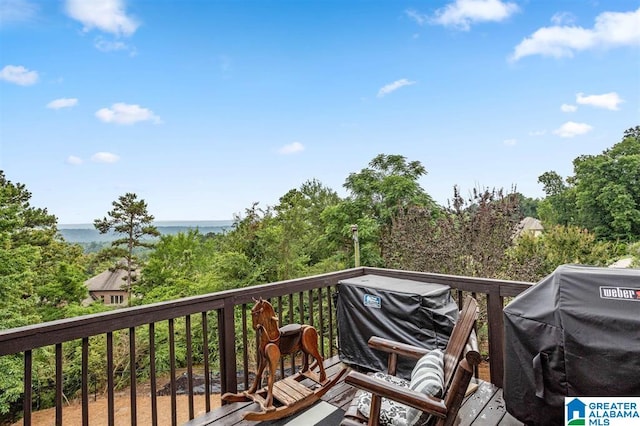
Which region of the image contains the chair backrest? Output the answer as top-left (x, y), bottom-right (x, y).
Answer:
top-left (340, 295), bottom-right (480, 426)
top-left (441, 296), bottom-right (478, 391)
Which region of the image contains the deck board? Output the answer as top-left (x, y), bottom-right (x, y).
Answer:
top-left (188, 356), bottom-right (521, 425)
top-left (458, 379), bottom-right (500, 426)
top-left (470, 388), bottom-right (508, 425)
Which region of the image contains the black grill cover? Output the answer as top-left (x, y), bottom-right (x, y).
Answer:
top-left (336, 274), bottom-right (458, 379)
top-left (503, 265), bottom-right (640, 425)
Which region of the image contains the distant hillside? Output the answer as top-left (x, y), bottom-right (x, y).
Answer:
top-left (59, 220), bottom-right (234, 243)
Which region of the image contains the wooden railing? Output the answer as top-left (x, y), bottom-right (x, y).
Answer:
top-left (0, 267), bottom-right (532, 425)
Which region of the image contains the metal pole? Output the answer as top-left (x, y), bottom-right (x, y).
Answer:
top-left (351, 224), bottom-right (360, 267)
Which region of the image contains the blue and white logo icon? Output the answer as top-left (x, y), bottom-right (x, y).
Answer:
top-left (566, 398), bottom-right (586, 425)
top-left (363, 294), bottom-right (381, 309)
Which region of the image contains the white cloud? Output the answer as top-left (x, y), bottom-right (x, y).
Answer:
top-left (561, 103), bottom-right (577, 112)
top-left (0, 0), bottom-right (38, 26)
top-left (528, 130), bottom-right (546, 136)
top-left (405, 9), bottom-right (428, 25)
top-left (551, 12), bottom-right (576, 26)
top-left (95, 103), bottom-right (161, 125)
top-left (377, 79), bottom-right (416, 97)
top-left (91, 152), bottom-right (120, 163)
top-left (432, 0), bottom-right (519, 31)
top-left (65, 0), bottom-right (138, 36)
top-left (576, 92), bottom-right (623, 110)
top-left (511, 8), bottom-right (640, 61)
top-left (279, 142), bottom-right (305, 155)
top-left (66, 155), bottom-right (83, 165)
top-left (0, 64), bottom-right (38, 85)
top-left (503, 138), bottom-right (517, 146)
top-left (553, 121), bottom-right (593, 138)
top-left (47, 98), bottom-right (78, 109)
top-left (94, 37), bottom-right (137, 56)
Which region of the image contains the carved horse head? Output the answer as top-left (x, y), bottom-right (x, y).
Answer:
top-left (251, 298), bottom-right (279, 334)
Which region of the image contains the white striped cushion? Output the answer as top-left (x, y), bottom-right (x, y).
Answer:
top-left (406, 349), bottom-right (445, 426)
top-left (356, 372), bottom-right (411, 426)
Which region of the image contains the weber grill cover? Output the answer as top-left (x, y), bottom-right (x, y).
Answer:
top-left (503, 265), bottom-right (640, 425)
top-left (336, 274), bottom-right (458, 379)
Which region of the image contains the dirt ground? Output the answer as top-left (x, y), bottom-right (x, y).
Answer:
top-left (14, 393), bottom-right (221, 426)
top-left (478, 361), bottom-right (490, 382)
top-left (16, 362), bottom-right (490, 426)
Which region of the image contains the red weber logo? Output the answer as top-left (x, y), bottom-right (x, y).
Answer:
top-left (599, 286), bottom-right (640, 301)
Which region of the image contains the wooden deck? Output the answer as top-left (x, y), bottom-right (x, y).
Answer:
top-left (2, 268), bottom-right (533, 426)
top-left (186, 356), bottom-right (522, 426)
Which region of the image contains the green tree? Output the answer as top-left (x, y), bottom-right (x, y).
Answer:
top-left (0, 170), bottom-right (57, 247)
top-left (322, 200), bottom-right (379, 266)
top-left (536, 171), bottom-right (576, 226)
top-left (219, 202), bottom-right (273, 282)
top-left (0, 171), bottom-right (87, 323)
top-left (504, 225), bottom-right (618, 281)
top-left (536, 127), bottom-right (640, 241)
top-left (624, 125), bottom-right (640, 140)
top-left (274, 179), bottom-right (341, 276)
top-left (0, 171), bottom-right (90, 417)
top-left (137, 229), bottom-right (259, 302)
top-left (515, 193), bottom-right (540, 218)
top-left (35, 241), bottom-right (88, 320)
top-left (572, 129), bottom-right (640, 240)
top-left (344, 154), bottom-right (435, 226)
top-left (324, 154), bottom-right (438, 266)
top-left (94, 193), bottom-right (159, 305)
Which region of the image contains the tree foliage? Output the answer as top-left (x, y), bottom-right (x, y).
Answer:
top-left (537, 126), bottom-right (640, 241)
top-left (94, 193), bottom-right (160, 305)
top-left (344, 154), bottom-right (435, 226)
top-left (515, 193), bottom-right (540, 218)
top-left (537, 171), bottom-right (576, 226)
top-left (382, 186), bottom-right (522, 279)
top-left (324, 154), bottom-right (437, 267)
top-left (572, 128), bottom-right (640, 240)
top-left (504, 225), bottom-right (619, 281)
top-left (0, 171), bottom-right (91, 416)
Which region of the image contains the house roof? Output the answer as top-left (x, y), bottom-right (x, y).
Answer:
top-left (513, 216), bottom-right (544, 238)
top-left (519, 217), bottom-right (543, 232)
top-left (85, 267), bottom-right (132, 292)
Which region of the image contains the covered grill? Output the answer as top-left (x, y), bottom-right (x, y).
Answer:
top-left (335, 274), bottom-right (458, 379)
top-left (503, 264), bottom-right (640, 425)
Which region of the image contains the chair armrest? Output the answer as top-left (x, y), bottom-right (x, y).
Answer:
top-left (344, 371), bottom-right (447, 419)
top-left (367, 336), bottom-right (429, 360)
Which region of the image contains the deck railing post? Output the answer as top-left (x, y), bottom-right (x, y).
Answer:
top-left (219, 298), bottom-right (238, 396)
top-left (486, 289), bottom-right (505, 388)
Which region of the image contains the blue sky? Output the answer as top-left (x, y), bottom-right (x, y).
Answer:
top-left (1, 0), bottom-right (638, 224)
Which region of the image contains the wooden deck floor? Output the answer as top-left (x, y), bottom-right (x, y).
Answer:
top-left (186, 356), bottom-right (522, 426)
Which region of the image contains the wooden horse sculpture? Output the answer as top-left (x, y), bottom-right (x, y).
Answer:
top-left (222, 298), bottom-right (345, 421)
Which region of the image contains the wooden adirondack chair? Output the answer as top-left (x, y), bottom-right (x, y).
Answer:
top-left (342, 295), bottom-right (480, 426)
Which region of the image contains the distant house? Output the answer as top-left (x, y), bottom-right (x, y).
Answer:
top-left (84, 265), bottom-right (135, 306)
top-left (514, 217), bottom-right (544, 238)
top-left (608, 257), bottom-right (634, 268)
